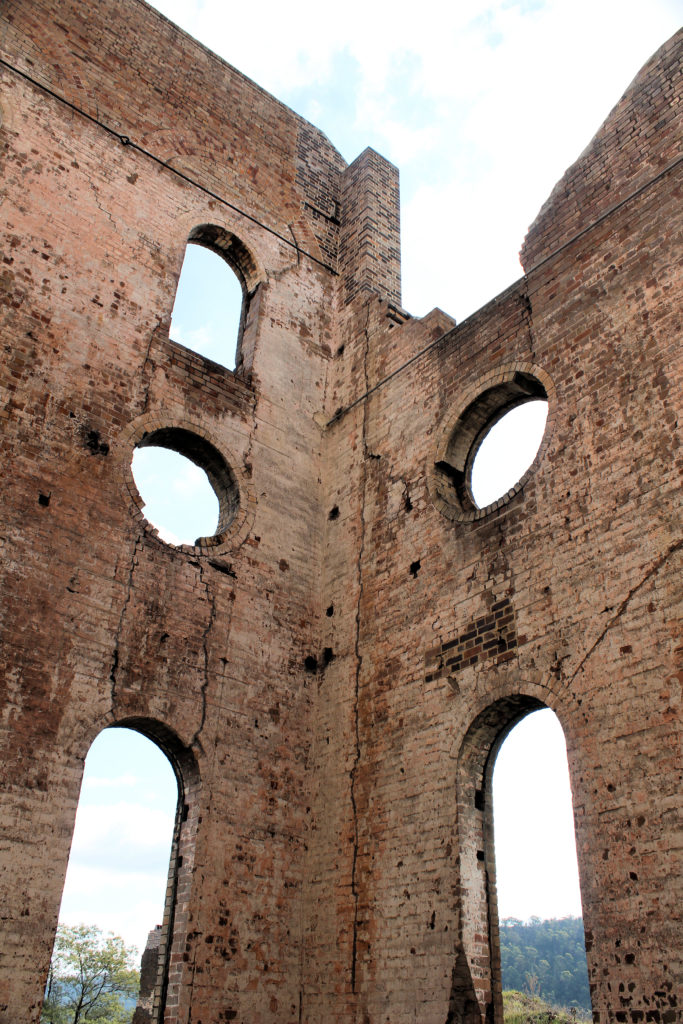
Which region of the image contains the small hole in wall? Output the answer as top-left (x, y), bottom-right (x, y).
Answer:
top-left (409, 560), bottom-right (421, 578)
top-left (329, 505), bottom-right (339, 521)
top-left (304, 655), bottom-right (318, 673)
top-left (326, 605), bottom-right (334, 617)
top-left (476, 850), bottom-right (485, 862)
top-left (38, 492), bottom-right (51, 507)
top-left (474, 789), bottom-right (485, 811)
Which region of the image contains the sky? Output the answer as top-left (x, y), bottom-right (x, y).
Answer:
top-left (56, 0), bottom-right (681, 961)
top-left (147, 0), bottom-right (680, 321)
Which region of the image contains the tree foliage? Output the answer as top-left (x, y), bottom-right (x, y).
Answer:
top-left (42, 924), bottom-right (139, 1024)
top-left (500, 917), bottom-right (590, 1013)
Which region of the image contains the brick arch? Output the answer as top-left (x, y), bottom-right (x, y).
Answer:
top-left (187, 223), bottom-right (261, 295)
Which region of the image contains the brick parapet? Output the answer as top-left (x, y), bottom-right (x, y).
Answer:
top-left (0, 0), bottom-right (346, 269)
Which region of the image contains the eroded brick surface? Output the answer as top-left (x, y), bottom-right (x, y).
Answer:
top-left (0, 4), bottom-right (680, 1023)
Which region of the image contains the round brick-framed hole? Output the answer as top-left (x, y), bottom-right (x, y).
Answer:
top-left (122, 417), bottom-right (254, 553)
top-left (429, 364), bottom-right (555, 523)
top-left (133, 427), bottom-right (237, 547)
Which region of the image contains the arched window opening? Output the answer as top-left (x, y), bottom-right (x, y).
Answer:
top-left (456, 698), bottom-right (591, 1024)
top-left (170, 242), bottom-right (243, 370)
top-left (48, 727), bottom-right (180, 1024)
top-left (170, 225), bottom-right (260, 373)
top-left (492, 710), bottom-right (590, 1015)
top-left (130, 426), bottom-right (239, 548)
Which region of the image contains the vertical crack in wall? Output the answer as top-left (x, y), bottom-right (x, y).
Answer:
top-left (193, 562), bottom-right (218, 752)
top-left (350, 306), bottom-right (372, 995)
top-left (109, 534), bottom-right (142, 708)
top-left (139, 318), bottom-right (162, 415)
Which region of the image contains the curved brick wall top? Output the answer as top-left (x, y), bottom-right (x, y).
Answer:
top-left (520, 28), bottom-right (682, 271)
top-left (0, 0), bottom-right (346, 265)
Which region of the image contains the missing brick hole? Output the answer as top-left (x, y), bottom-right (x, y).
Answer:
top-left (404, 493), bottom-right (413, 512)
top-left (326, 605), bottom-right (334, 617)
top-left (409, 560), bottom-right (421, 578)
top-left (304, 655), bottom-right (318, 674)
top-left (329, 505), bottom-right (339, 520)
top-left (322, 647), bottom-right (335, 666)
top-left (209, 560), bottom-right (236, 578)
top-left (474, 789), bottom-right (485, 811)
top-left (476, 850), bottom-right (485, 862)
top-left (84, 429), bottom-right (109, 456)
top-left (38, 492), bottom-right (50, 507)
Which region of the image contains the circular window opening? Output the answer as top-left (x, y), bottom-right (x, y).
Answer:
top-left (131, 428), bottom-right (239, 548)
top-left (433, 371), bottom-right (550, 521)
top-left (470, 400), bottom-right (548, 509)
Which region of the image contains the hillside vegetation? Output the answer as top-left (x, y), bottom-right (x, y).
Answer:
top-left (503, 989), bottom-right (591, 1024)
top-left (500, 917), bottom-right (590, 1013)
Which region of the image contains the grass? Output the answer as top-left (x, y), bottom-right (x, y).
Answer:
top-left (503, 990), bottom-right (592, 1024)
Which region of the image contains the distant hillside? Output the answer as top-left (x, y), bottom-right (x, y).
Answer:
top-left (500, 917), bottom-right (590, 1013)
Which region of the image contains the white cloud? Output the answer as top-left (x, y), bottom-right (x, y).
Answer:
top-left (82, 773), bottom-right (139, 791)
top-left (59, 800), bottom-right (176, 953)
top-left (69, 800), bottom-right (175, 864)
top-left (59, 865), bottom-right (168, 955)
top-left (493, 710), bottom-right (583, 921)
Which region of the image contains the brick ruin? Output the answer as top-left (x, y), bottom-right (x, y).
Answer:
top-left (0, 2), bottom-right (680, 1021)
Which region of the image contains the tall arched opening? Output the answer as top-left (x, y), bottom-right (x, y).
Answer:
top-left (47, 721), bottom-right (200, 1024)
top-left (455, 696), bottom-right (590, 1023)
top-left (170, 224), bottom-right (262, 373)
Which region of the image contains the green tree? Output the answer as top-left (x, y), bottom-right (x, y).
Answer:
top-left (42, 924), bottom-right (139, 1024)
top-left (499, 916), bottom-right (590, 1012)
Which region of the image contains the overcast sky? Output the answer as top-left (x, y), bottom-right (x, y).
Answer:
top-left (57, 0), bottom-right (681, 956)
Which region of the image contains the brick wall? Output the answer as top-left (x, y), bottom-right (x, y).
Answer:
top-left (0, 4), bottom-right (680, 1023)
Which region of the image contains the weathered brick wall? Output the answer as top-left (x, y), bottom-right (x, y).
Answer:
top-left (306, 31), bottom-right (681, 1018)
top-left (0, 3), bottom-right (680, 1023)
top-left (0, 1), bottom-right (340, 1019)
top-left (520, 30), bottom-right (682, 270)
top-left (339, 148), bottom-right (402, 307)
